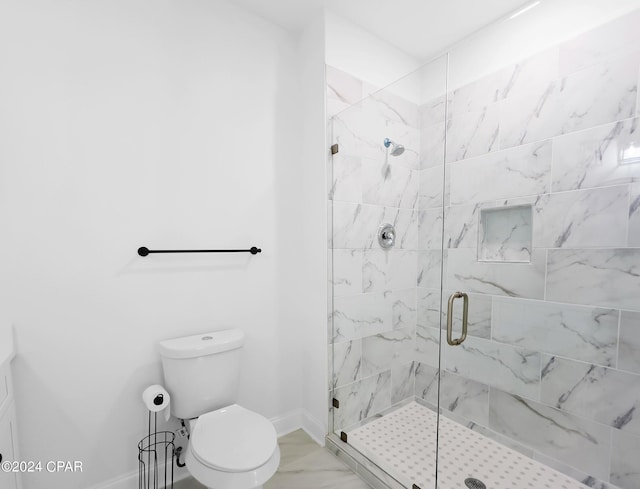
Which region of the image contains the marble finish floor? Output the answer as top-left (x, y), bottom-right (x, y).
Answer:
top-left (173, 429), bottom-right (371, 489)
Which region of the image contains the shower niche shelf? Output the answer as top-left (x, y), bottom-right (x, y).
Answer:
top-left (478, 204), bottom-right (532, 263)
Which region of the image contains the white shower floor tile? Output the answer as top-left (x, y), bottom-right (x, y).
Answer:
top-left (347, 402), bottom-right (588, 489)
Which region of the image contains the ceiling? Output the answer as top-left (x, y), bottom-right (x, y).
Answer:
top-left (231, 0), bottom-right (535, 60)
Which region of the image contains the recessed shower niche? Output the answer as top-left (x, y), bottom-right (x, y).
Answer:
top-left (478, 204), bottom-right (533, 263)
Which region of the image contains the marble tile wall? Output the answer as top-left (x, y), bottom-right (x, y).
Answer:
top-left (415, 9), bottom-right (640, 489)
top-left (328, 8), bottom-right (640, 489)
top-left (328, 65), bottom-right (423, 435)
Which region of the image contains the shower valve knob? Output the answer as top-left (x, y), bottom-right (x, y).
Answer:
top-left (378, 223), bottom-right (396, 249)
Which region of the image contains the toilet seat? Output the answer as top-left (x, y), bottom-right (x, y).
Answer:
top-left (190, 404), bottom-right (278, 473)
top-left (186, 441), bottom-right (280, 489)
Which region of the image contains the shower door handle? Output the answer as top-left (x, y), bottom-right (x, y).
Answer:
top-left (446, 292), bottom-right (469, 346)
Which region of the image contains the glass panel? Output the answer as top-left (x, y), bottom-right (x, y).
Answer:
top-left (328, 54), bottom-right (448, 488)
top-left (438, 7), bottom-right (640, 489)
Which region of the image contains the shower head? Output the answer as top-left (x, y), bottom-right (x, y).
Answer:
top-left (384, 138), bottom-right (405, 156)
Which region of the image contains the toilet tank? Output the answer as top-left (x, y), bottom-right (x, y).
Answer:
top-left (158, 329), bottom-right (245, 419)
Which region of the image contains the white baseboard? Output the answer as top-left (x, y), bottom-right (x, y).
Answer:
top-left (89, 409), bottom-right (327, 489)
top-left (269, 408), bottom-right (326, 446)
top-left (269, 408), bottom-right (305, 437)
top-left (300, 410), bottom-right (326, 447)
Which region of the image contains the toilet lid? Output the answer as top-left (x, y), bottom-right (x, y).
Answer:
top-left (191, 404), bottom-right (277, 472)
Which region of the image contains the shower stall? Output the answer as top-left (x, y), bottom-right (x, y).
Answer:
top-left (327, 7), bottom-right (640, 489)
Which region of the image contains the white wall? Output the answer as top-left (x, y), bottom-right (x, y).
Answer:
top-left (297, 16), bottom-right (329, 443)
top-left (324, 10), bottom-right (422, 93)
top-left (0, 0), bottom-right (309, 488)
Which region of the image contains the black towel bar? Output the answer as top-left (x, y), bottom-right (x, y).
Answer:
top-left (137, 247), bottom-right (261, 256)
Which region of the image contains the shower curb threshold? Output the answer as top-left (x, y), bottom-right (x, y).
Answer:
top-left (326, 433), bottom-right (405, 489)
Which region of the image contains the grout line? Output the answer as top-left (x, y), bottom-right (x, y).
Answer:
top-left (543, 248), bottom-right (549, 301)
top-left (549, 132), bottom-right (555, 194)
top-left (626, 183), bottom-right (632, 247)
top-left (446, 181), bottom-right (635, 209)
top-left (616, 310), bottom-right (622, 370)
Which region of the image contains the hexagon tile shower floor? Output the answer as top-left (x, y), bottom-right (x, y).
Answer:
top-left (348, 402), bottom-right (589, 489)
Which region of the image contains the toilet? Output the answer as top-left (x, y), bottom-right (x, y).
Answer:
top-left (158, 329), bottom-right (280, 489)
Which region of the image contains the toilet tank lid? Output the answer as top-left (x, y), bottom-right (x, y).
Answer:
top-left (158, 329), bottom-right (245, 359)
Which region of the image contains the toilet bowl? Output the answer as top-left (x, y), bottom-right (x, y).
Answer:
top-left (158, 329), bottom-right (280, 489)
top-left (184, 404), bottom-right (280, 489)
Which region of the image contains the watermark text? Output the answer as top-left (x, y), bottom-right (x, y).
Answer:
top-left (1, 460), bottom-right (83, 473)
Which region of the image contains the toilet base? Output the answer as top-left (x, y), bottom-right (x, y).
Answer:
top-left (186, 442), bottom-right (280, 489)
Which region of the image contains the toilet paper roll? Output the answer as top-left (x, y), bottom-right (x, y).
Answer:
top-left (142, 384), bottom-right (171, 421)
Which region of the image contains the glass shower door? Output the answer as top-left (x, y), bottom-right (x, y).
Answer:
top-left (328, 7), bottom-right (640, 489)
top-left (435, 8), bottom-right (640, 489)
top-left (328, 55), bottom-right (448, 488)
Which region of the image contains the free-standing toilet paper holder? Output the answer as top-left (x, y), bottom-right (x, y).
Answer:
top-left (138, 392), bottom-right (175, 489)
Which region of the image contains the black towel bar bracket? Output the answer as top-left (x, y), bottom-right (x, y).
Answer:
top-left (137, 246), bottom-right (261, 257)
